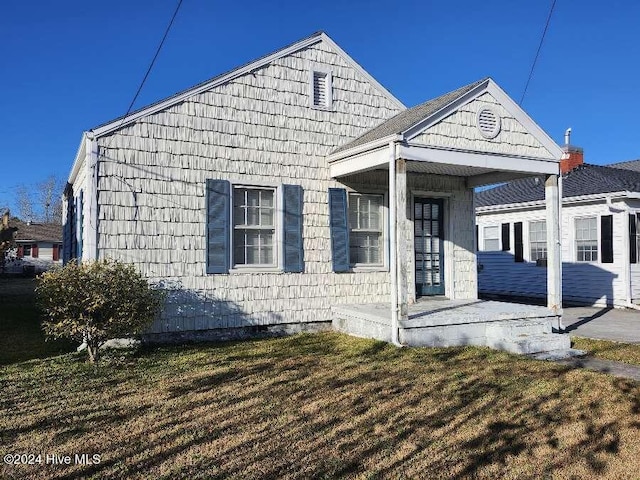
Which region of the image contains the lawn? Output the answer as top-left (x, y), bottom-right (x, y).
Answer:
top-left (1, 332), bottom-right (639, 479)
top-left (0, 277), bottom-right (75, 365)
top-left (572, 337), bottom-right (640, 366)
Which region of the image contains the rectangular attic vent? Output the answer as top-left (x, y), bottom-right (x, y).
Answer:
top-left (310, 68), bottom-right (332, 109)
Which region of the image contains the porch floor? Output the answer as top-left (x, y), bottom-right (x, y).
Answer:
top-left (332, 298), bottom-right (571, 355)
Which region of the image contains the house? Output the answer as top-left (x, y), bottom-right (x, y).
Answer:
top-left (65, 32), bottom-right (571, 354)
top-left (476, 142), bottom-right (640, 307)
top-left (4, 219), bottom-right (63, 274)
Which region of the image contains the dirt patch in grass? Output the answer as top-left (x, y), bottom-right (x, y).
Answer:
top-left (1, 333), bottom-right (639, 479)
top-left (0, 277), bottom-right (75, 365)
top-left (572, 337), bottom-right (640, 366)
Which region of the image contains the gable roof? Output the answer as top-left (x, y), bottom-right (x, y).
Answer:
top-left (332, 78), bottom-right (489, 154)
top-left (610, 159), bottom-right (640, 172)
top-left (476, 163), bottom-right (640, 208)
top-left (9, 220), bottom-right (62, 243)
top-left (90, 31), bottom-right (405, 137)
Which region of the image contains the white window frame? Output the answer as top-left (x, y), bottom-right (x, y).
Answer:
top-left (230, 184), bottom-right (281, 271)
top-left (529, 220), bottom-right (547, 262)
top-left (309, 65), bottom-right (333, 110)
top-left (348, 192), bottom-right (386, 269)
top-left (574, 216), bottom-right (598, 263)
top-left (482, 225), bottom-right (500, 251)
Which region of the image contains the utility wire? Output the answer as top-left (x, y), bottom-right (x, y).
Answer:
top-left (113, 0), bottom-right (184, 131)
top-left (520, 0), bottom-right (557, 105)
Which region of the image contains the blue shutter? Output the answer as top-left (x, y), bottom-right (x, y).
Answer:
top-left (206, 179), bottom-right (230, 274)
top-left (329, 188), bottom-right (350, 272)
top-left (77, 190), bottom-right (84, 261)
top-left (283, 184), bottom-right (304, 273)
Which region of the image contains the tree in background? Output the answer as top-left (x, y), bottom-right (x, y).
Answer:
top-left (0, 210), bottom-right (18, 273)
top-left (37, 260), bottom-right (164, 363)
top-left (15, 175), bottom-right (64, 224)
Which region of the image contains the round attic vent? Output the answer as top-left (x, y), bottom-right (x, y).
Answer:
top-left (476, 107), bottom-right (501, 139)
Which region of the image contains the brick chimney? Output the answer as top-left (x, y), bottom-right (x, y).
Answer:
top-left (560, 145), bottom-right (584, 173)
top-left (560, 128), bottom-right (584, 173)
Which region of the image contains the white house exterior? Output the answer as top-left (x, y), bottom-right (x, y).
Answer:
top-left (66, 32), bottom-right (568, 351)
top-left (476, 149), bottom-right (640, 308)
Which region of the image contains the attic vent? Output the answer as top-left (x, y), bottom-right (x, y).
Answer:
top-left (310, 69), bottom-right (332, 109)
top-left (476, 107), bottom-right (501, 139)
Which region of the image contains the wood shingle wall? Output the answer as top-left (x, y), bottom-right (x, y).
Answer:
top-left (95, 41), bottom-right (404, 333)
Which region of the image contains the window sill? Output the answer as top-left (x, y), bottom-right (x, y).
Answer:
top-left (228, 267), bottom-right (283, 274)
top-left (350, 266), bottom-right (388, 273)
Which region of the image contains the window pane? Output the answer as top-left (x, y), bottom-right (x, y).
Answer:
top-left (483, 226), bottom-right (499, 251)
top-left (232, 186), bottom-right (277, 267)
top-left (484, 239), bottom-right (500, 251)
top-left (575, 217), bottom-right (598, 262)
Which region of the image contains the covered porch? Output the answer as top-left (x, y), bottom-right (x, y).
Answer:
top-left (327, 78), bottom-right (569, 354)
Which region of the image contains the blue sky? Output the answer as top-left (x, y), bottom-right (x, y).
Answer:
top-left (1, 0), bottom-right (639, 212)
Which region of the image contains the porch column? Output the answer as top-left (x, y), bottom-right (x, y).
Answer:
top-left (545, 174), bottom-right (563, 330)
top-left (396, 159), bottom-right (409, 323)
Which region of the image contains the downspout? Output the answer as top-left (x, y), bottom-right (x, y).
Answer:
top-left (389, 141), bottom-right (401, 346)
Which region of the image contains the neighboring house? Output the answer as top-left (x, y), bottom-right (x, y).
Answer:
top-left (65, 32), bottom-right (568, 352)
top-left (5, 220), bottom-right (63, 273)
top-left (476, 145), bottom-right (640, 307)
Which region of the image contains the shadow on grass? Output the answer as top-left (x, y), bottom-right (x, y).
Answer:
top-left (2, 332), bottom-right (640, 479)
top-left (0, 279), bottom-right (75, 366)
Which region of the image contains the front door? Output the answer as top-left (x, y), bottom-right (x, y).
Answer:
top-left (414, 198), bottom-right (444, 296)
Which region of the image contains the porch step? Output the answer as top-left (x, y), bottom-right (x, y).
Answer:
top-left (485, 318), bottom-right (552, 337)
top-left (486, 332), bottom-right (571, 355)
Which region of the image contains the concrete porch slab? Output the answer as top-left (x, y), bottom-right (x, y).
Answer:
top-left (332, 298), bottom-right (570, 355)
top-left (333, 298), bottom-right (557, 329)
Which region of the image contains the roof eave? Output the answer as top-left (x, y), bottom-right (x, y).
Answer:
top-left (476, 191), bottom-right (633, 213)
top-left (327, 134), bottom-right (403, 163)
top-left (67, 132), bottom-right (88, 185)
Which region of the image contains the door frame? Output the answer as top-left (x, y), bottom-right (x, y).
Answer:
top-left (413, 196), bottom-right (445, 297)
top-left (409, 191), bottom-right (452, 301)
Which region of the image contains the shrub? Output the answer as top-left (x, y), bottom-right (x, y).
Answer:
top-left (36, 259), bottom-right (163, 362)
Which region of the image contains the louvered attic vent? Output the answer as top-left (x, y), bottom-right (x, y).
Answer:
top-left (311, 69), bottom-right (332, 109)
top-left (476, 107), bottom-right (501, 139)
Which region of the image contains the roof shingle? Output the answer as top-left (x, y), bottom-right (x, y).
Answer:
top-left (475, 163), bottom-right (640, 207)
top-left (332, 77), bottom-right (489, 154)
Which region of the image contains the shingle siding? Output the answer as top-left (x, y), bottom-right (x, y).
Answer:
top-left (95, 40), bottom-right (403, 332)
top-left (411, 93), bottom-right (554, 160)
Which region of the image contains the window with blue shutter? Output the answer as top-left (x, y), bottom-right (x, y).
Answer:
top-left (329, 188), bottom-right (349, 272)
top-left (283, 184), bottom-right (304, 272)
top-left (206, 179), bottom-right (230, 274)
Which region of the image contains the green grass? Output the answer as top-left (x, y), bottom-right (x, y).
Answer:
top-left (0, 277), bottom-right (75, 365)
top-left (1, 333), bottom-right (639, 479)
top-left (572, 336), bottom-right (640, 366)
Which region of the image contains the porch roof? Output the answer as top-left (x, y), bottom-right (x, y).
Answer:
top-left (328, 78), bottom-right (563, 188)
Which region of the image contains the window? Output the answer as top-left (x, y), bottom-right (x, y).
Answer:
top-left (23, 245), bottom-right (31, 257)
top-left (310, 68), bottom-right (332, 109)
top-left (576, 217), bottom-right (598, 262)
top-left (233, 187), bottom-right (276, 266)
top-left (529, 220), bottom-right (547, 261)
top-left (349, 193), bottom-right (383, 265)
top-left (483, 226), bottom-right (500, 251)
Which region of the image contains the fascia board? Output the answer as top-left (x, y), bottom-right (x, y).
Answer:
top-left (320, 33), bottom-right (405, 111)
top-left (92, 35), bottom-right (326, 137)
top-left (67, 132), bottom-right (87, 185)
top-left (402, 79), bottom-right (490, 140)
top-left (486, 80), bottom-right (564, 160)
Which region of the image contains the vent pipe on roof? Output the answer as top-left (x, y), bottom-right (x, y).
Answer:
top-left (564, 127), bottom-right (571, 146)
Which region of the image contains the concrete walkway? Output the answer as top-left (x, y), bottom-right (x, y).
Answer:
top-left (562, 306), bottom-right (640, 343)
top-left (554, 306), bottom-right (640, 381)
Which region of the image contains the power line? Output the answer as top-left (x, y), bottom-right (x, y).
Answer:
top-left (520, 0), bottom-right (557, 105)
top-left (114, 0), bottom-right (185, 132)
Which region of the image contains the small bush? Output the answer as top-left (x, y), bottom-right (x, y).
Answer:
top-left (36, 259), bottom-right (163, 362)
